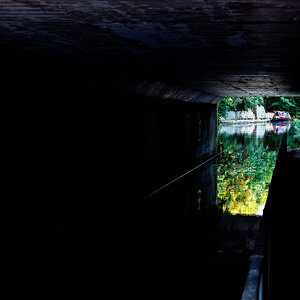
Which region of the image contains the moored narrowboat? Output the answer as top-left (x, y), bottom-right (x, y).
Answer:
top-left (270, 111), bottom-right (292, 122)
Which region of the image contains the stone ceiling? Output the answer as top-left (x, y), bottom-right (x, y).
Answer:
top-left (1, 0), bottom-right (300, 103)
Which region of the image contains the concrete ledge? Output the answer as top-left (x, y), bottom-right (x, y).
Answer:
top-left (241, 255), bottom-right (264, 300)
top-left (121, 80), bottom-right (220, 104)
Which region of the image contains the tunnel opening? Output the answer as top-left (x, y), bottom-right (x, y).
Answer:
top-left (217, 97), bottom-right (299, 216)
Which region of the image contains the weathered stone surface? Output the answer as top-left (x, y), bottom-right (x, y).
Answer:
top-left (1, 0), bottom-right (300, 101)
top-left (256, 105), bottom-right (266, 119)
top-left (246, 109), bottom-right (255, 120)
top-left (226, 111), bottom-right (237, 120)
top-left (224, 109), bottom-right (255, 120)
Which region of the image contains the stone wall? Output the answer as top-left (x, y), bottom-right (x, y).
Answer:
top-left (255, 105), bottom-right (267, 119)
top-left (224, 109), bottom-right (255, 120)
top-left (142, 98), bottom-right (218, 214)
top-left (223, 106), bottom-right (266, 121)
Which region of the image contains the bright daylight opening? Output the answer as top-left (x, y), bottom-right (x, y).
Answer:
top-left (217, 97), bottom-right (300, 216)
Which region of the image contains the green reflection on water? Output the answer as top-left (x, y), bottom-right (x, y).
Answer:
top-left (217, 123), bottom-right (285, 215)
top-left (218, 144), bottom-right (277, 215)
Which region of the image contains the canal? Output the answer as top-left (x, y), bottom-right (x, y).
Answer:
top-left (217, 121), bottom-right (299, 216)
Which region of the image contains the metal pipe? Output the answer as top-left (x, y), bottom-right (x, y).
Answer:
top-left (144, 150), bottom-right (226, 200)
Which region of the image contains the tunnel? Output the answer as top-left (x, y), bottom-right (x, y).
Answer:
top-left (2, 1), bottom-right (299, 299)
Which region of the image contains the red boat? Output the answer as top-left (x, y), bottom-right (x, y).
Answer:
top-left (270, 111), bottom-right (292, 122)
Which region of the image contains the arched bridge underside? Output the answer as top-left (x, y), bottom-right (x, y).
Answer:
top-left (2, 0), bottom-right (300, 103)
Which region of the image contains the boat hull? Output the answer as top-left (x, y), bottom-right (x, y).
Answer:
top-left (270, 118), bottom-right (291, 122)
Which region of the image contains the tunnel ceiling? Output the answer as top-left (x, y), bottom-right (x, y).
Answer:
top-left (1, 0), bottom-right (300, 103)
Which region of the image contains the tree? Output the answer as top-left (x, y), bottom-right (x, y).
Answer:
top-left (243, 97), bottom-right (265, 111)
top-left (218, 97), bottom-right (243, 118)
top-left (265, 97), bottom-right (299, 117)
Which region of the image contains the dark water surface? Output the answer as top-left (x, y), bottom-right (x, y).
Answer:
top-left (217, 121), bottom-right (298, 215)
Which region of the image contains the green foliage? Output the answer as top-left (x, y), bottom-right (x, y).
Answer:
top-left (243, 97), bottom-right (265, 111)
top-left (265, 97), bottom-right (300, 117)
top-left (218, 97), bottom-right (243, 119)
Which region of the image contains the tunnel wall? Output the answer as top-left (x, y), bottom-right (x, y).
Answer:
top-left (5, 49), bottom-right (222, 296)
top-left (3, 46), bottom-right (219, 236)
top-left (122, 96), bottom-right (220, 297)
top-left (139, 97), bottom-right (218, 218)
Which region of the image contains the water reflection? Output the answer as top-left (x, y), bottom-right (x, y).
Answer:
top-left (217, 121), bottom-right (293, 216)
top-left (219, 121), bottom-right (291, 137)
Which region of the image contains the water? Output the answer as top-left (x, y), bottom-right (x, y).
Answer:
top-left (217, 121), bottom-right (298, 216)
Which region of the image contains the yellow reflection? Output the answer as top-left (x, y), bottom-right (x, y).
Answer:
top-left (217, 147), bottom-right (276, 216)
top-left (218, 174), bottom-right (268, 215)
